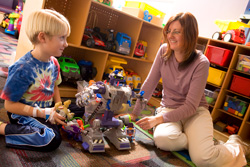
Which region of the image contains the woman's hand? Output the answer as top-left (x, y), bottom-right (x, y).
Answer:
top-left (115, 113), bottom-right (138, 122)
top-left (136, 115), bottom-right (164, 130)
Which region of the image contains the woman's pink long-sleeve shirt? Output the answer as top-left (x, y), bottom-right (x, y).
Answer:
top-left (133, 43), bottom-right (210, 122)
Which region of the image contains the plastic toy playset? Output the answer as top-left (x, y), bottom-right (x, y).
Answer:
top-left (1, 5), bottom-right (23, 39)
top-left (61, 70), bottom-right (147, 153)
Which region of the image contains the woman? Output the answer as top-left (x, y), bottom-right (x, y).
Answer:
top-left (128, 12), bottom-right (249, 167)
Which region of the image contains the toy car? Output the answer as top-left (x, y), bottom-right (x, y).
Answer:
top-left (77, 60), bottom-right (97, 82)
top-left (132, 74), bottom-right (141, 91)
top-left (114, 32), bottom-right (131, 55)
top-left (82, 27), bottom-right (113, 51)
top-left (125, 74), bottom-right (133, 89)
top-left (134, 42), bottom-right (145, 58)
top-left (58, 57), bottom-right (81, 81)
top-left (152, 88), bottom-right (162, 98)
top-left (212, 27), bottom-right (246, 44)
top-left (212, 20), bottom-right (250, 44)
top-left (82, 27), bottom-right (106, 48)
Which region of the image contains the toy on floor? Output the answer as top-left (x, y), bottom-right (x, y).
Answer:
top-left (119, 115), bottom-right (135, 142)
top-left (75, 70), bottom-right (146, 153)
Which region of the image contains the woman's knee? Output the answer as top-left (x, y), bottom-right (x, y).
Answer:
top-left (154, 133), bottom-right (188, 151)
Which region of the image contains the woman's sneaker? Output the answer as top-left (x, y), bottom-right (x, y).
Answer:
top-left (214, 138), bottom-right (224, 145)
top-left (227, 135), bottom-right (250, 156)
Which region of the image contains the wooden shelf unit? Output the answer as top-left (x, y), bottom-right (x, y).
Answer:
top-left (199, 38), bottom-right (250, 143)
top-left (16, 0), bottom-right (250, 143)
top-left (16, 0), bottom-right (163, 97)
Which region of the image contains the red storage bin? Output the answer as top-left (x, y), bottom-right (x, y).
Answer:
top-left (230, 75), bottom-right (250, 96)
top-left (205, 45), bottom-right (233, 67)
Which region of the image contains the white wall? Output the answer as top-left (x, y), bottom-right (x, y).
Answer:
top-left (169, 0), bottom-right (249, 38)
top-left (118, 0), bottom-right (249, 38)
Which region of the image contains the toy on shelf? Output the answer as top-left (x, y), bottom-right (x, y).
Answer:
top-left (103, 56), bottom-right (127, 81)
top-left (124, 69), bottom-right (141, 91)
top-left (114, 32), bottom-right (132, 55)
top-left (236, 54), bottom-right (250, 74)
top-left (104, 29), bottom-right (115, 51)
top-left (58, 56), bottom-right (81, 82)
top-left (132, 73), bottom-right (141, 91)
top-left (204, 89), bottom-right (219, 105)
top-left (134, 40), bottom-right (146, 58)
top-left (122, 1), bottom-right (166, 26)
top-left (223, 95), bottom-right (248, 117)
top-left (213, 121), bottom-right (227, 132)
top-left (212, 20), bottom-right (250, 44)
top-left (143, 10), bottom-right (152, 22)
top-left (75, 70), bottom-right (147, 153)
top-left (152, 84), bottom-right (162, 98)
top-left (77, 60), bottom-right (97, 82)
top-left (95, 0), bottom-right (113, 6)
top-left (124, 72), bottom-right (133, 89)
top-left (82, 27), bottom-right (106, 48)
top-left (226, 125), bottom-right (239, 134)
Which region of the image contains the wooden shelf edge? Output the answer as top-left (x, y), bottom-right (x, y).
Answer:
top-left (59, 84), bottom-right (77, 98)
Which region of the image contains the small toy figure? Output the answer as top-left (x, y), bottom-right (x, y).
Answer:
top-left (75, 70), bottom-right (146, 153)
top-left (54, 100), bottom-right (75, 121)
top-left (125, 123), bottom-right (135, 142)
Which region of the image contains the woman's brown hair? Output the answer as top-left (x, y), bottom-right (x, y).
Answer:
top-left (163, 12), bottom-right (199, 67)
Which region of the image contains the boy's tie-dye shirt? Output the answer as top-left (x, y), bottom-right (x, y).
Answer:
top-left (0, 51), bottom-right (62, 108)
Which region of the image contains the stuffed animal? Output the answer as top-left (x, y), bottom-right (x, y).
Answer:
top-left (55, 100), bottom-right (74, 121)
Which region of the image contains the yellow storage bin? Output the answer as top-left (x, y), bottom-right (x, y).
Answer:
top-left (207, 67), bottom-right (226, 86)
top-left (125, 1), bottom-right (166, 19)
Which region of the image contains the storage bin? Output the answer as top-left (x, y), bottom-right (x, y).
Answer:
top-left (122, 7), bottom-right (164, 26)
top-left (124, 1), bottom-right (166, 19)
top-left (236, 54), bottom-right (250, 74)
top-left (207, 67), bottom-right (226, 86)
top-left (230, 75), bottom-right (250, 96)
top-left (223, 95), bottom-right (248, 117)
top-left (205, 45), bottom-right (233, 67)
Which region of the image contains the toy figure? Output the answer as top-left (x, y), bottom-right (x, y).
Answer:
top-left (55, 100), bottom-right (75, 121)
top-left (75, 70), bottom-right (146, 153)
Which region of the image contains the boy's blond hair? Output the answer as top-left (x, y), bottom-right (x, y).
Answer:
top-left (25, 9), bottom-right (71, 44)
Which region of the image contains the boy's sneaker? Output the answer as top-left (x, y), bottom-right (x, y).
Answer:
top-left (227, 134), bottom-right (250, 156)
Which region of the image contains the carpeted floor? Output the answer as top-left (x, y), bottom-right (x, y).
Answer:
top-left (0, 28), bottom-right (192, 167)
top-left (0, 101), bottom-right (190, 167)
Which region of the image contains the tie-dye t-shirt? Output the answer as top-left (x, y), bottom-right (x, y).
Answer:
top-left (0, 51), bottom-right (62, 108)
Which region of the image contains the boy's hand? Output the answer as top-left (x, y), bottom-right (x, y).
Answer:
top-left (45, 108), bottom-right (66, 126)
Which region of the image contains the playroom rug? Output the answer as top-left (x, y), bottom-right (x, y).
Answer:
top-left (0, 28), bottom-right (17, 68)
